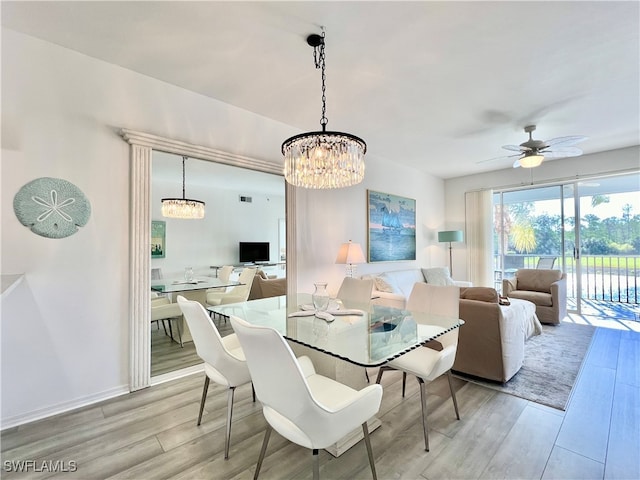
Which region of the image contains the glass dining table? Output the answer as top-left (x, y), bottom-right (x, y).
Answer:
top-left (208, 293), bottom-right (463, 368)
top-left (208, 293), bottom-right (463, 456)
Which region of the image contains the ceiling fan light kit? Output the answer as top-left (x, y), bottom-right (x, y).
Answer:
top-left (282, 30), bottom-right (366, 189)
top-left (488, 124), bottom-right (587, 169)
top-left (517, 152), bottom-right (544, 168)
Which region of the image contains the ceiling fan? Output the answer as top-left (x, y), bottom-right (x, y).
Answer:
top-left (484, 125), bottom-right (587, 168)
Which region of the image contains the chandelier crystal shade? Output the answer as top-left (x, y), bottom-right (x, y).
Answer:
top-left (282, 31), bottom-right (366, 189)
top-left (161, 156), bottom-right (205, 219)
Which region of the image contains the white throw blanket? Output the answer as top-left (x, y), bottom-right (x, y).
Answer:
top-left (503, 298), bottom-right (543, 339)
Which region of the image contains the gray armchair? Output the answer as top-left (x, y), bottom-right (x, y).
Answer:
top-left (503, 268), bottom-right (567, 324)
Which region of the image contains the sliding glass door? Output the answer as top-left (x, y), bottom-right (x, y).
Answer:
top-left (494, 172), bottom-right (639, 315)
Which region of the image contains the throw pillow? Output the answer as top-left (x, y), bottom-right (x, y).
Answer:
top-left (373, 275), bottom-right (395, 293)
top-left (422, 267), bottom-right (455, 286)
top-left (459, 287), bottom-right (499, 303)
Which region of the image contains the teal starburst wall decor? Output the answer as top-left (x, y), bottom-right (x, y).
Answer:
top-left (13, 177), bottom-right (91, 239)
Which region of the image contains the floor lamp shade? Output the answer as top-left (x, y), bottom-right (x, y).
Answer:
top-left (438, 230), bottom-right (464, 274)
top-left (438, 230), bottom-right (464, 243)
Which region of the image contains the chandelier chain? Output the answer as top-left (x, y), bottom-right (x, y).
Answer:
top-left (312, 30), bottom-right (328, 131)
top-left (182, 156), bottom-right (187, 199)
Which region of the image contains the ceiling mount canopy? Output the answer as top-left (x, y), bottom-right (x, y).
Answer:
top-left (161, 156), bottom-right (205, 219)
top-left (282, 29), bottom-right (366, 189)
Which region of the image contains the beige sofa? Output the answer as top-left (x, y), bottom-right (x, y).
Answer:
top-left (248, 270), bottom-right (286, 300)
top-left (503, 268), bottom-right (567, 324)
top-left (364, 267), bottom-right (472, 309)
top-left (452, 287), bottom-right (542, 383)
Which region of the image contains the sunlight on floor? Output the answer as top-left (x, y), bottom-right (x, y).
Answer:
top-left (566, 298), bottom-right (640, 332)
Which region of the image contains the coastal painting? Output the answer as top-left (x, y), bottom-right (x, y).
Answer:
top-left (367, 190), bottom-right (416, 262)
top-left (151, 220), bottom-right (166, 258)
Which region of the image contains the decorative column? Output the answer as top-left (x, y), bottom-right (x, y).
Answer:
top-left (129, 143), bottom-right (152, 390)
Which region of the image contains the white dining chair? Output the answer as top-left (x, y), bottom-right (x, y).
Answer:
top-left (206, 267), bottom-right (256, 307)
top-left (336, 276), bottom-right (375, 382)
top-left (151, 293), bottom-right (183, 347)
top-left (336, 277), bottom-right (374, 309)
top-left (229, 315), bottom-right (383, 480)
top-left (207, 265), bottom-right (235, 294)
top-left (176, 296), bottom-right (254, 459)
top-left (375, 283), bottom-right (461, 451)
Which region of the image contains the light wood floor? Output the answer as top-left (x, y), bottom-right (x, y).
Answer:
top-left (2, 325), bottom-right (638, 480)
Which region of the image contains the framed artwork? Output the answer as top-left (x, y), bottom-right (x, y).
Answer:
top-left (151, 220), bottom-right (166, 258)
top-left (367, 190), bottom-right (416, 262)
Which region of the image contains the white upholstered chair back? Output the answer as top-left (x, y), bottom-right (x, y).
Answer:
top-left (229, 315), bottom-right (382, 450)
top-left (229, 267), bottom-right (257, 299)
top-left (177, 296), bottom-right (249, 387)
top-left (218, 265), bottom-right (234, 283)
top-left (336, 277), bottom-right (374, 309)
top-left (406, 283), bottom-right (460, 375)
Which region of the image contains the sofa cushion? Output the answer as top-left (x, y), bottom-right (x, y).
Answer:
top-left (509, 290), bottom-right (553, 307)
top-left (379, 269), bottom-right (425, 298)
top-left (422, 267), bottom-right (455, 286)
top-left (372, 275), bottom-right (394, 293)
top-left (460, 287), bottom-right (499, 303)
top-left (516, 268), bottom-right (562, 293)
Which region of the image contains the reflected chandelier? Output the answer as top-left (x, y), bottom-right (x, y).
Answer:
top-left (282, 30), bottom-right (366, 189)
top-left (161, 156), bottom-right (205, 219)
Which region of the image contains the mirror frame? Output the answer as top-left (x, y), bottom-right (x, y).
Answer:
top-left (121, 129), bottom-right (297, 390)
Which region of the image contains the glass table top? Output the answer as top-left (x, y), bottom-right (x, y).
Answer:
top-left (208, 294), bottom-right (463, 367)
top-left (151, 277), bottom-right (240, 294)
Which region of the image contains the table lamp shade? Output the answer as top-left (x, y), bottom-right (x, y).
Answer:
top-left (336, 240), bottom-right (366, 277)
top-left (438, 230), bottom-right (464, 243)
top-left (336, 241), bottom-right (366, 264)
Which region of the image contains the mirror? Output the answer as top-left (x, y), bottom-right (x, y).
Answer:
top-left (150, 151), bottom-right (286, 377)
top-left (121, 128), bottom-right (296, 391)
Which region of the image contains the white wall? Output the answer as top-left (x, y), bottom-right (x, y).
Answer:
top-left (444, 146), bottom-right (640, 284)
top-left (294, 156), bottom-right (447, 297)
top-left (151, 177), bottom-right (285, 278)
top-left (1, 29), bottom-right (448, 426)
top-left (0, 29), bottom-right (294, 427)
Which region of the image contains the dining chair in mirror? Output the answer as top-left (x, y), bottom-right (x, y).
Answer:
top-left (151, 293), bottom-right (183, 347)
top-left (206, 267), bottom-right (257, 323)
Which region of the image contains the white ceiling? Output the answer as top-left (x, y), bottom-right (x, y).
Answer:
top-left (3, 1), bottom-right (639, 179)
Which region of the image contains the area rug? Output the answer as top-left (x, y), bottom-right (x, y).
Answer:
top-left (454, 322), bottom-right (596, 410)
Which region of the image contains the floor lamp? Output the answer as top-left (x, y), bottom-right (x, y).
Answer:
top-left (438, 230), bottom-right (464, 275)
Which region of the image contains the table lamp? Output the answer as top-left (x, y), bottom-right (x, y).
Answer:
top-left (438, 230), bottom-right (464, 274)
top-left (335, 240), bottom-right (366, 277)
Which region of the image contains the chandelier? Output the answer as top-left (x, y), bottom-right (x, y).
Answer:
top-left (282, 30), bottom-right (366, 189)
top-left (161, 156), bottom-right (205, 219)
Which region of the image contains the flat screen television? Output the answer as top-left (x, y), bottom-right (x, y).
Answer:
top-left (239, 242), bottom-right (270, 264)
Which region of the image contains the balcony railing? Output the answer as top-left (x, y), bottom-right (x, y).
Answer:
top-left (494, 254), bottom-right (639, 305)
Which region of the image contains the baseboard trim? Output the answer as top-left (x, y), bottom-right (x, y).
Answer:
top-left (1, 385), bottom-right (130, 431)
top-left (151, 363), bottom-right (204, 386)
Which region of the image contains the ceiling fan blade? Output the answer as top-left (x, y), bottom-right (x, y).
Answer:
top-left (476, 153), bottom-right (521, 164)
top-left (540, 147), bottom-right (583, 158)
top-left (502, 144), bottom-right (528, 152)
top-left (544, 135), bottom-right (588, 147)
top-left (513, 159), bottom-right (522, 168)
